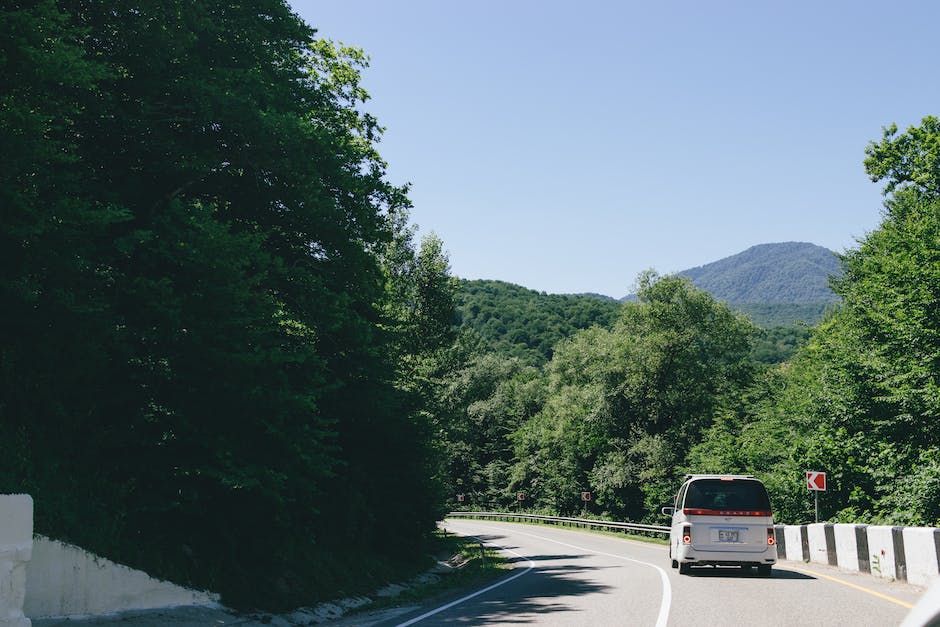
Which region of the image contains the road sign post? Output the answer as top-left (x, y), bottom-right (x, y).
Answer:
top-left (806, 471), bottom-right (826, 522)
top-left (581, 491), bottom-right (591, 517)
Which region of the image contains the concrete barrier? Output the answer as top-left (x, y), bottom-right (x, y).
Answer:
top-left (901, 527), bottom-right (940, 587)
top-left (781, 525), bottom-right (805, 562)
top-left (832, 523), bottom-right (863, 572)
top-left (24, 537), bottom-right (218, 618)
top-left (806, 523), bottom-right (834, 565)
top-left (866, 525), bottom-right (901, 581)
top-left (0, 494), bottom-right (33, 627)
top-left (771, 521), bottom-right (940, 587)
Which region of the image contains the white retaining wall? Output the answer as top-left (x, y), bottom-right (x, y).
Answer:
top-left (24, 536), bottom-right (218, 618)
top-left (0, 494), bottom-right (217, 620)
top-left (0, 495), bottom-right (33, 627)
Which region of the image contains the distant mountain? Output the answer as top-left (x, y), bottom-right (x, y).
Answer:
top-left (673, 242), bottom-right (841, 304)
top-left (619, 242), bottom-right (842, 327)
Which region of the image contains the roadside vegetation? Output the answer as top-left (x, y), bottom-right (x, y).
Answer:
top-left (1, 0), bottom-right (938, 613)
top-left (443, 117), bottom-right (940, 529)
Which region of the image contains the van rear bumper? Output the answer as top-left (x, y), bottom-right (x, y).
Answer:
top-left (676, 545), bottom-right (777, 566)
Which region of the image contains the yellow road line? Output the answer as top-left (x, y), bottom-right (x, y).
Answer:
top-left (782, 564), bottom-right (914, 609)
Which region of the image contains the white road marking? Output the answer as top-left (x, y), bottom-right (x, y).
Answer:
top-left (395, 535), bottom-right (535, 626)
top-left (505, 526), bottom-right (672, 627)
top-left (446, 522), bottom-right (673, 627)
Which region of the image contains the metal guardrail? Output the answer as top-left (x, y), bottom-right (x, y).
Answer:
top-left (446, 511), bottom-right (669, 536)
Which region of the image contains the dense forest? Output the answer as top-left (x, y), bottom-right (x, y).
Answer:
top-left (456, 280), bottom-right (811, 365)
top-left (2, 0), bottom-right (938, 613)
top-left (455, 280), bottom-right (622, 363)
top-left (0, 0), bottom-right (455, 610)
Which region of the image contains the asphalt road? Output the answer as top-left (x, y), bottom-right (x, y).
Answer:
top-left (377, 518), bottom-right (925, 627)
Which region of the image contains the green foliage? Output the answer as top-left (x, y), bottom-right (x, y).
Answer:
top-left (749, 325), bottom-right (812, 364)
top-left (511, 274), bottom-right (758, 521)
top-left (0, 1), bottom-right (454, 610)
top-left (456, 279), bottom-right (622, 364)
top-left (865, 116), bottom-right (940, 199)
top-left (436, 343), bottom-right (546, 511)
top-left (689, 117), bottom-right (940, 525)
top-left (731, 303), bottom-right (833, 329)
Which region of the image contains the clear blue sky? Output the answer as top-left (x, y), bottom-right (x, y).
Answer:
top-left (291, 1), bottom-right (939, 298)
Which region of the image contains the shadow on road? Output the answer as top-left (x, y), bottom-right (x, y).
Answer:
top-left (507, 554), bottom-right (587, 563)
top-left (447, 563), bottom-right (612, 623)
top-left (684, 565), bottom-right (815, 580)
top-left (385, 553), bottom-right (614, 625)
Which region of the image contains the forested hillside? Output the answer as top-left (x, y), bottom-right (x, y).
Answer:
top-left (678, 242), bottom-right (841, 303)
top-left (732, 302), bottom-right (833, 328)
top-left (619, 242), bottom-right (840, 327)
top-left (457, 279), bottom-right (810, 365)
top-left (456, 280), bottom-right (621, 363)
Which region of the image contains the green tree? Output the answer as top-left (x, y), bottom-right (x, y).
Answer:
top-left (0, 1), bottom-right (444, 608)
top-left (706, 117), bottom-right (940, 525)
top-left (864, 116), bottom-right (940, 199)
top-left (455, 279), bottom-right (622, 363)
top-left (434, 339), bottom-right (545, 510)
top-left (511, 274), bottom-right (757, 520)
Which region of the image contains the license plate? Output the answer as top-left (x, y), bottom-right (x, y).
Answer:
top-left (713, 528), bottom-right (746, 543)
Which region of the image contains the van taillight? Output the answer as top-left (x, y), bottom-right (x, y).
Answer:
top-left (682, 525), bottom-right (692, 544)
top-left (683, 508), bottom-right (772, 516)
top-left (767, 528), bottom-right (776, 545)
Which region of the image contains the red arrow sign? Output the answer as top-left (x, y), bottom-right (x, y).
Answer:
top-left (581, 491), bottom-right (591, 501)
top-left (806, 471), bottom-right (826, 491)
top-left (517, 493), bottom-right (525, 501)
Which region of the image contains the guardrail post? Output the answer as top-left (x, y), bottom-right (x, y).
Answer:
top-left (800, 525), bottom-right (810, 562)
top-left (892, 527), bottom-right (907, 582)
top-left (824, 524), bottom-right (838, 566)
top-left (774, 525), bottom-right (786, 557)
top-left (855, 525), bottom-right (870, 574)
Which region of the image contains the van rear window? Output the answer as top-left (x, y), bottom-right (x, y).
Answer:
top-left (684, 479), bottom-right (771, 512)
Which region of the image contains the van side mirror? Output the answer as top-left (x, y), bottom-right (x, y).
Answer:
top-left (661, 506), bottom-right (675, 516)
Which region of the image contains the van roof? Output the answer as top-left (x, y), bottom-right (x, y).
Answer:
top-left (683, 474), bottom-right (758, 482)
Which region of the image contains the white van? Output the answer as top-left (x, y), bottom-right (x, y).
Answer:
top-left (662, 474), bottom-right (777, 576)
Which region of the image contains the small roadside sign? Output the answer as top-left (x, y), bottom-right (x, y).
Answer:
top-left (517, 493), bottom-right (525, 501)
top-left (457, 494), bottom-right (465, 503)
top-left (806, 471), bottom-right (826, 491)
top-left (581, 491), bottom-right (591, 501)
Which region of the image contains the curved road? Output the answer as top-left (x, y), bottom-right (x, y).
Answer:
top-left (381, 519), bottom-right (925, 627)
